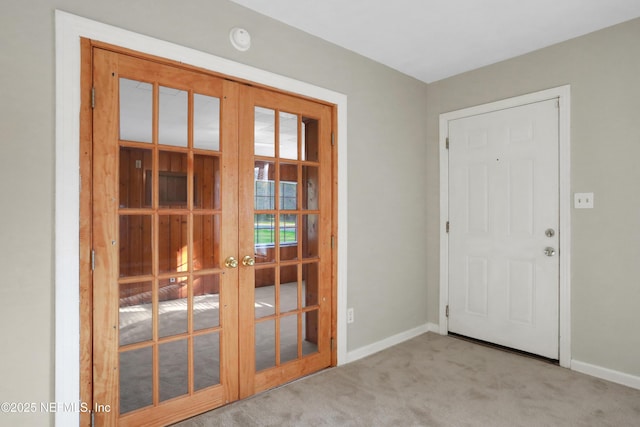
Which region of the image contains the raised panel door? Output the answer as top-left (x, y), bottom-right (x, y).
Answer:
top-left (448, 99), bottom-right (559, 359)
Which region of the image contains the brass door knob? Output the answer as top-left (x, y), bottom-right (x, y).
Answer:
top-left (242, 255), bottom-right (255, 266)
top-left (225, 256), bottom-right (239, 268)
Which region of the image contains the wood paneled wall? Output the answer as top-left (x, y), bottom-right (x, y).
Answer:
top-left (119, 148), bottom-right (222, 304)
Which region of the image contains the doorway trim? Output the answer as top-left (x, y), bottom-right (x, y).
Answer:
top-left (438, 86), bottom-right (571, 368)
top-left (55, 10), bottom-right (348, 427)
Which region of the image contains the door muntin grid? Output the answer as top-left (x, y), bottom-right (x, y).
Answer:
top-left (252, 107), bottom-right (322, 372)
top-left (117, 75), bottom-right (224, 414)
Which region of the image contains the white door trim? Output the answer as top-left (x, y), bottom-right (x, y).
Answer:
top-left (55, 10), bottom-right (348, 427)
top-left (439, 86), bottom-right (571, 367)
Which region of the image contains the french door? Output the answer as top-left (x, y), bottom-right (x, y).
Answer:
top-left (91, 46), bottom-right (333, 426)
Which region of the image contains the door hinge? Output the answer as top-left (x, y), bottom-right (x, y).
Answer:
top-left (331, 132), bottom-right (335, 146)
top-left (446, 137), bottom-right (449, 150)
top-left (446, 305), bottom-right (449, 318)
top-left (331, 235), bottom-right (335, 249)
top-left (446, 221), bottom-right (450, 233)
top-left (330, 337), bottom-right (334, 351)
top-left (91, 87), bottom-right (95, 109)
top-left (91, 249), bottom-right (95, 271)
top-left (90, 410), bottom-right (95, 427)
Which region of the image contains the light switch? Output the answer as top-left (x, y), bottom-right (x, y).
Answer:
top-left (574, 192), bottom-right (594, 209)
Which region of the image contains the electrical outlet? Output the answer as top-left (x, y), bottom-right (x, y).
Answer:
top-left (574, 192), bottom-right (594, 209)
top-left (347, 308), bottom-right (354, 324)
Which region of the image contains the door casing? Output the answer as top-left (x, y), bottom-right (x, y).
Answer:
top-left (55, 10), bottom-right (348, 427)
top-left (438, 86), bottom-right (571, 367)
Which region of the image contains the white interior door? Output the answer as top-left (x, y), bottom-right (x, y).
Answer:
top-left (448, 99), bottom-right (559, 359)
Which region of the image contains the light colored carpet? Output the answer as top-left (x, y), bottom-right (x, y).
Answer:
top-left (172, 332), bottom-right (640, 426)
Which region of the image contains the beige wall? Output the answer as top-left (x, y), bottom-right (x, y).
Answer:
top-left (0, 1), bottom-right (428, 425)
top-left (427, 18), bottom-right (640, 376)
top-left (2, 0), bottom-right (639, 425)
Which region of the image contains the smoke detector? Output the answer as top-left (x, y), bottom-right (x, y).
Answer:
top-left (229, 27), bottom-right (251, 51)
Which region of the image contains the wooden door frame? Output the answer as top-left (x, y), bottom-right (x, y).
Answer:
top-left (438, 86), bottom-right (571, 368)
top-left (56, 10), bottom-right (348, 427)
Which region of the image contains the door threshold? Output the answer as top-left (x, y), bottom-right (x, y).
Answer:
top-left (448, 332), bottom-right (559, 365)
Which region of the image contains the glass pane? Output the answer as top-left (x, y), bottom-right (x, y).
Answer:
top-left (254, 107), bottom-right (275, 157)
top-left (280, 314), bottom-right (298, 364)
top-left (302, 117), bottom-right (319, 162)
top-left (279, 111), bottom-right (298, 160)
top-left (254, 161), bottom-right (275, 210)
top-left (158, 276), bottom-right (188, 338)
top-left (280, 215), bottom-right (298, 261)
top-left (303, 310), bottom-right (319, 356)
top-left (119, 147), bottom-right (152, 209)
top-left (159, 151), bottom-right (188, 208)
top-left (159, 85), bottom-right (188, 147)
top-left (159, 215), bottom-right (188, 274)
top-left (302, 214), bottom-right (319, 259)
top-left (193, 275), bottom-right (220, 330)
top-left (280, 245), bottom-right (297, 262)
top-left (279, 164), bottom-right (298, 210)
top-left (194, 94), bottom-right (220, 151)
top-left (119, 347), bottom-right (153, 414)
top-left (255, 214), bottom-right (276, 247)
top-left (302, 166), bottom-right (319, 210)
top-left (280, 265), bottom-right (298, 313)
top-left (119, 78), bottom-right (152, 143)
top-left (255, 248), bottom-right (276, 265)
top-left (119, 215), bottom-right (152, 277)
top-left (302, 263), bottom-right (319, 307)
top-left (194, 332), bottom-right (220, 390)
top-left (193, 215), bottom-right (220, 270)
top-left (301, 120), bottom-right (306, 161)
top-left (119, 281), bottom-right (152, 346)
top-left (194, 155), bottom-right (220, 210)
top-left (255, 268), bottom-right (275, 318)
top-left (255, 320), bottom-right (276, 372)
top-left (280, 214), bottom-right (298, 247)
top-left (159, 339), bottom-right (188, 402)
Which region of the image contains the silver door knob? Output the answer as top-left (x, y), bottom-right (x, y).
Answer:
top-left (545, 228), bottom-right (555, 238)
top-left (544, 247), bottom-right (556, 257)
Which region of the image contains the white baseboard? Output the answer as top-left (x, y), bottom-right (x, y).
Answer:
top-left (572, 360), bottom-right (640, 390)
top-left (345, 323), bottom-right (430, 363)
top-left (426, 322), bottom-right (439, 333)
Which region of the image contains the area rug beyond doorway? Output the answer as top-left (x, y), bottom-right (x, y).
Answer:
top-left (173, 332), bottom-right (640, 426)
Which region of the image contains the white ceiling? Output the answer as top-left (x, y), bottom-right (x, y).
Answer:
top-left (230, 0), bottom-right (640, 83)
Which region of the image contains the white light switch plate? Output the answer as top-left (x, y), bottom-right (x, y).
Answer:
top-left (574, 192), bottom-right (594, 209)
